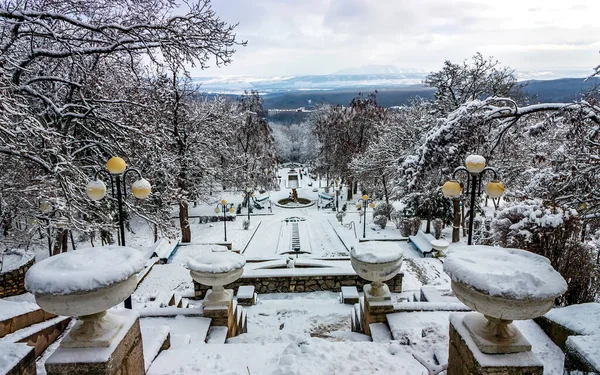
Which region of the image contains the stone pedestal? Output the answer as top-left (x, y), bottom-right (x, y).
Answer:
top-left (360, 284), bottom-right (395, 336)
top-left (45, 310), bottom-right (144, 375)
top-left (448, 313), bottom-right (543, 375)
top-left (202, 292), bottom-right (239, 338)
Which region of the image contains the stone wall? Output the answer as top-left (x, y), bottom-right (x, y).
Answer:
top-left (0, 258), bottom-right (34, 298)
top-left (193, 272), bottom-right (403, 299)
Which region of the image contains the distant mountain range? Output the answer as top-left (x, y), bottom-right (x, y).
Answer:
top-left (193, 68), bottom-right (593, 96)
top-left (192, 67), bottom-right (599, 110)
top-left (192, 73), bottom-right (426, 94)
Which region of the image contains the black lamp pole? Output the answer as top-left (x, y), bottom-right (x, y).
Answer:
top-left (216, 201), bottom-right (235, 241)
top-left (451, 166), bottom-right (498, 245)
top-left (359, 196), bottom-right (374, 239)
top-left (92, 167), bottom-right (143, 309)
top-left (93, 168), bottom-right (143, 309)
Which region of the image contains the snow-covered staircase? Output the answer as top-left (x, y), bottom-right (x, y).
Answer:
top-left (0, 298), bottom-right (71, 358)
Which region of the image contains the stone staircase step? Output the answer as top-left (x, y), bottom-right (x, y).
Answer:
top-left (0, 316), bottom-right (71, 357)
top-left (0, 342), bottom-right (35, 375)
top-left (369, 323), bottom-right (392, 342)
top-left (206, 326), bottom-right (228, 344)
top-left (170, 333), bottom-right (192, 348)
top-left (340, 286), bottom-right (359, 304)
top-left (240, 309), bottom-right (247, 334)
top-left (149, 292), bottom-right (175, 308)
top-left (173, 294), bottom-right (182, 307)
top-left (141, 325), bottom-right (171, 372)
top-left (0, 299), bottom-right (57, 339)
top-left (236, 286), bottom-right (256, 306)
top-left (352, 303), bottom-right (362, 333)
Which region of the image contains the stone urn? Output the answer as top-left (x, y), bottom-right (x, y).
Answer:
top-left (444, 245), bottom-right (567, 354)
top-left (188, 251), bottom-right (246, 307)
top-left (431, 239), bottom-right (449, 257)
top-left (24, 246), bottom-right (144, 348)
top-left (350, 242), bottom-right (404, 300)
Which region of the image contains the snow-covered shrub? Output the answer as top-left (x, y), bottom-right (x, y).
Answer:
top-left (399, 218), bottom-right (412, 237)
top-left (432, 219), bottom-right (443, 239)
top-left (373, 202), bottom-right (395, 219)
top-left (373, 215), bottom-right (388, 229)
top-left (489, 199), bottom-right (599, 305)
top-left (409, 217), bottom-right (422, 236)
top-left (242, 219), bottom-right (250, 230)
top-left (390, 210), bottom-right (403, 229)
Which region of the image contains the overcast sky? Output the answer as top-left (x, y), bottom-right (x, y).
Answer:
top-left (190, 0), bottom-right (600, 77)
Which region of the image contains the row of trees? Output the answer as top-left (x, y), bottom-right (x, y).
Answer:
top-left (304, 53), bottom-right (600, 304)
top-left (0, 0), bottom-right (276, 251)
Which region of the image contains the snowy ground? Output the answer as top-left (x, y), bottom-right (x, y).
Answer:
top-left (1, 168), bottom-right (568, 374)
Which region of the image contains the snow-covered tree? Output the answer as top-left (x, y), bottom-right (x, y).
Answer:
top-left (424, 53), bottom-right (523, 115)
top-left (0, 0), bottom-right (243, 251)
top-left (311, 92), bottom-right (384, 199)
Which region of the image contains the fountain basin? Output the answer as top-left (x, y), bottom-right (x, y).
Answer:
top-left (275, 198), bottom-right (314, 208)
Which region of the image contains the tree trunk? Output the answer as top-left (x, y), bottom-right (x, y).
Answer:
top-left (53, 229), bottom-right (68, 255)
top-left (346, 177), bottom-right (353, 200)
top-left (70, 230), bottom-right (76, 250)
top-left (452, 199), bottom-right (460, 243)
top-left (425, 211), bottom-right (432, 233)
top-left (382, 174), bottom-right (390, 217)
top-left (462, 201), bottom-right (468, 237)
top-left (179, 200), bottom-right (191, 243)
top-left (154, 224), bottom-right (158, 242)
top-left (353, 180), bottom-right (358, 194)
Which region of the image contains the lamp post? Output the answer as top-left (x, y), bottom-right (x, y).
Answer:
top-left (86, 156), bottom-right (152, 309)
top-left (357, 194), bottom-right (375, 239)
top-left (243, 187), bottom-right (254, 222)
top-left (215, 199), bottom-right (235, 242)
top-left (442, 155), bottom-right (504, 245)
top-left (334, 179), bottom-right (340, 212)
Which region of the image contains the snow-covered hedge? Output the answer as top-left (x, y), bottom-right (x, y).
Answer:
top-left (488, 199), bottom-right (599, 305)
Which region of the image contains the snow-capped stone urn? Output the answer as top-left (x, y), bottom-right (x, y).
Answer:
top-left (24, 246), bottom-right (144, 348)
top-left (444, 245), bottom-right (567, 354)
top-left (350, 242), bottom-right (404, 301)
top-left (188, 251), bottom-right (246, 307)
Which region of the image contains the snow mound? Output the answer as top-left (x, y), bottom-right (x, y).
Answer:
top-left (25, 246), bottom-right (144, 295)
top-left (444, 245), bottom-right (567, 300)
top-left (350, 242), bottom-right (403, 264)
top-left (188, 251), bottom-right (246, 273)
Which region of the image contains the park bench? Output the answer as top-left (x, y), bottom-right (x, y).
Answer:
top-left (409, 230), bottom-right (436, 257)
top-left (319, 192), bottom-right (334, 209)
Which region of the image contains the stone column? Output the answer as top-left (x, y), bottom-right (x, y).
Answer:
top-left (45, 310), bottom-right (144, 375)
top-left (360, 283), bottom-right (394, 336)
top-left (448, 313), bottom-right (543, 375)
top-left (202, 288), bottom-right (240, 338)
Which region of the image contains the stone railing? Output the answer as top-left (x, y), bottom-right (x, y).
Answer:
top-left (0, 257), bottom-right (35, 298)
top-left (193, 271), bottom-right (404, 299)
